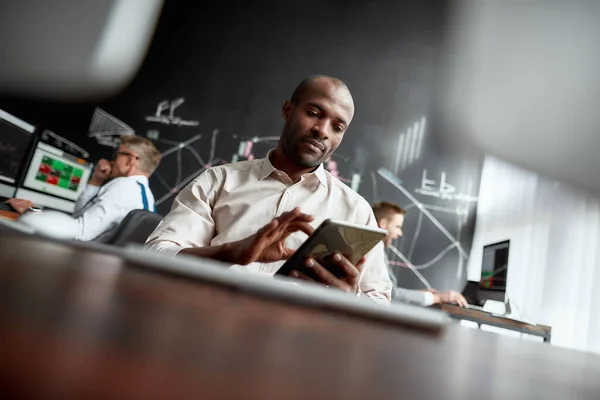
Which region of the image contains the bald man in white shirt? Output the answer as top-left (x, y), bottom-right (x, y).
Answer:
top-left (7, 135), bottom-right (161, 241)
top-left (372, 201), bottom-right (468, 307)
top-left (146, 75), bottom-right (393, 303)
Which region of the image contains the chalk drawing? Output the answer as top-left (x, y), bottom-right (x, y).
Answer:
top-left (394, 117), bottom-right (426, 174)
top-left (415, 169), bottom-right (479, 203)
top-left (88, 108), bottom-right (135, 148)
top-left (378, 167), bottom-right (477, 279)
top-left (388, 244), bottom-right (433, 289)
top-left (154, 129), bottom-right (223, 205)
top-left (145, 98), bottom-right (199, 127)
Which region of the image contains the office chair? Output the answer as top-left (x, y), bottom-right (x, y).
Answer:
top-left (104, 209), bottom-right (163, 247)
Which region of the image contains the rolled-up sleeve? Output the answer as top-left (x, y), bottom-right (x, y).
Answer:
top-left (145, 168), bottom-right (222, 256)
top-left (392, 288), bottom-right (433, 306)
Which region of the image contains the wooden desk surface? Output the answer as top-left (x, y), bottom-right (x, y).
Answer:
top-left (0, 209), bottom-right (19, 221)
top-left (1, 233), bottom-right (599, 399)
top-left (439, 304), bottom-right (552, 338)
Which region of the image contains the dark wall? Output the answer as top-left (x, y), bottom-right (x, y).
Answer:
top-left (0, 0), bottom-right (483, 291)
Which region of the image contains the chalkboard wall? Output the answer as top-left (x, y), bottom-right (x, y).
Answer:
top-left (1, 0), bottom-right (483, 292)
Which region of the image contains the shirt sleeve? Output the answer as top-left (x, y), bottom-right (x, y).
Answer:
top-left (75, 179), bottom-right (141, 241)
top-left (145, 168), bottom-right (223, 255)
top-left (354, 200), bottom-right (393, 305)
top-left (73, 184), bottom-right (100, 215)
top-left (20, 180), bottom-right (142, 241)
top-left (18, 210), bottom-right (80, 239)
top-left (391, 287), bottom-right (433, 306)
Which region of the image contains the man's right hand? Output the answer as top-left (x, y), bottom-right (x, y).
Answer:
top-left (5, 198), bottom-right (33, 214)
top-left (88, 158), bottom-right (112, 186)
top-left (228, 208), bottom-right (314, 265)
top-left (179, 208), bottom-right (315, 265)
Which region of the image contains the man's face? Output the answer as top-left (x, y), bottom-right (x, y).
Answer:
top-left (110, 145), bottom-right (139, 179)
top-left (280, 79), bottom-right (355, 168)
top-left (378, 213), bottom-right (405, 248)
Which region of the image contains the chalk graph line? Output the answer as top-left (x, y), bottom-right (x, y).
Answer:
top-left (388, 244), bottom-right (433, 290)
top-left (154, 129), bottom-right (221, 206)
top-left (408, 210), bottom-right (423, 260)
top-left (402, 202), bottom-right (471, 278)
top-left (371, 171), bottom-right (378, 201)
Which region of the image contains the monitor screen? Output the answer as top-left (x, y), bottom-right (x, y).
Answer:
top-left (0, 109), bottom-right (35, 185)
top-left (21, 142), bottom-right (93, 202)
top-left (480, 240), bottom-right (510, 292)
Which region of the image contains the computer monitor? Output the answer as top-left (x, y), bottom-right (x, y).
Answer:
top-left (479, 240), bottom-right (510, 302)
top-left (15, 141), bottom-right (93, 213)
top-left (0, 109), bottom-right (36, 198)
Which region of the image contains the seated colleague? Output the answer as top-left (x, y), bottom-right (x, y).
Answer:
top-left (373, 201), bottom-right (468, 307)
top-left (146, 75), bottom-right (392, 303)
top-left (7, 135), bottom-right (161, 241)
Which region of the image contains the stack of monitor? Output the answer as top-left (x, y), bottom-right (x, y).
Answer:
top-left (0, 109), bottom-right (94, 213)
top-left (0, 109), bottom-right (36, 198)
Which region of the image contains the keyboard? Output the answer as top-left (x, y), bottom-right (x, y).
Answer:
top-left (0, 202), bottom-right (16, 212)
top-left (465, 304), bottom-right (486, 311)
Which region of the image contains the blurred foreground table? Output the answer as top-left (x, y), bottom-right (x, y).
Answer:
top-left (0, 233), bottom-right (599, 399)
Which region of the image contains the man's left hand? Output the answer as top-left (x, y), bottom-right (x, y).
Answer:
top-left (289, 253), bottom-right (366, 294)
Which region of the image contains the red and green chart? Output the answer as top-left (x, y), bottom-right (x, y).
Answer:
top-left (36, 155), bottom-right (83, 192)
top-left (480, 271), bottom-right (494, 289)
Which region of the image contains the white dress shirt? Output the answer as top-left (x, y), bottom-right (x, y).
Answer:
top-left (146, 155), bottom-right (393, 304)
top-left (19, 175), bottom-right (154, 241)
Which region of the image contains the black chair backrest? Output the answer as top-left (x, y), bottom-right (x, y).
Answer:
top-left (104, 209), bottom-right (163, 247)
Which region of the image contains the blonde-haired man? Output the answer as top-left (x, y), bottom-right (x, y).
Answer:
top-left (7, 135), bottom-right (161, 241)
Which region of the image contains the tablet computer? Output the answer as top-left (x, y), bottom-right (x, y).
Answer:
top-left (275, 219), bottom-right (388, 277)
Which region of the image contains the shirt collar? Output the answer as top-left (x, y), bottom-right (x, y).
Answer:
top-left (132, 175), bottom-right (149, 184)
top-left (102, 174), bottom-right (149, 188)
top-left (260, 150), bottom-right (327, 188)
